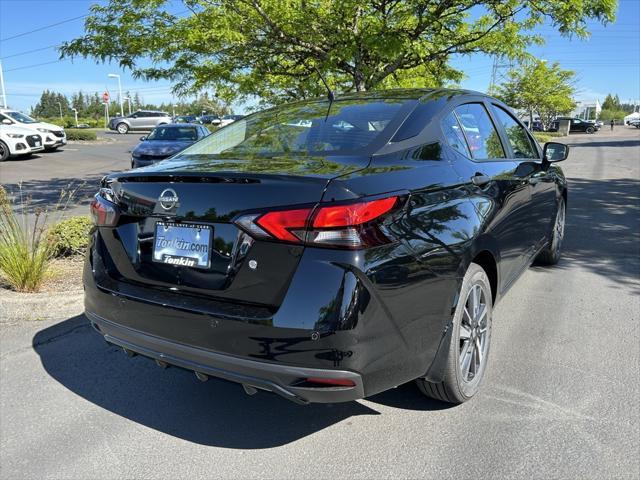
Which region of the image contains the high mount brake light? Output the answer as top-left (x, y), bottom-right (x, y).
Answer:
top-left (90, 192), bottom-right (120, 226)
top-left (235, 196), bottom-right (399, 249)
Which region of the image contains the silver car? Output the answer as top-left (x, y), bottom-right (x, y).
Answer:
top-left (108, 110), bottom-right (172, 134)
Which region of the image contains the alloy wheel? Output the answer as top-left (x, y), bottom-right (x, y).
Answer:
top-left (459, 284), bottom-right (489, 382)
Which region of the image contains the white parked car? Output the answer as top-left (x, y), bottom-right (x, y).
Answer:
top-left (0, 123), bottom-right (44, 161)
top-left (0, 109), bottom-right (66, 151)
top-left (218, 114), bottom-right (245, 128)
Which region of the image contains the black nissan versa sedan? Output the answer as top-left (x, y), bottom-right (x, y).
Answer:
top-left (85, 89), bottom-right (569, 405)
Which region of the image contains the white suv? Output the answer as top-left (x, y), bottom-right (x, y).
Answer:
top-left (0, 109), bottom-right (66, 151)
top-left (0, 124), bottom-right (44, 161)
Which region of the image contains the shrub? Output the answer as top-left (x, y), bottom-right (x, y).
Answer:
top-left (47, 216), bottom-right (93, 257)
top-left (0, 188), bottom-right (53, 292)
top-left (65, 129), bottom-right (98, 141)
top-left (0, 185), bottom-right (77, 292)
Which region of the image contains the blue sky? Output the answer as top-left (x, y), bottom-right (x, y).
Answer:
top-left (1, 0), bottom-right (639, 114)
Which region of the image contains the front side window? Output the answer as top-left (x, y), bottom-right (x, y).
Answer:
top-left (175, 98), bottom-right (407, 158)
top-left (454, 103), bottom-right (505, 160)
top-left (491, 106), bottom-right (538, 159)
top-left (441, 112), bottom-right (471, 158)
top-left (4, 111), bottom-right (37, 124)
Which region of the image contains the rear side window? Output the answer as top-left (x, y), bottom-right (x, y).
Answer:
top-left (492, 106), bottom-right (538, 159)
top-left (454, 103), bottom-right (505, 160)
top-left (441, 112), bottom-right (471, 158)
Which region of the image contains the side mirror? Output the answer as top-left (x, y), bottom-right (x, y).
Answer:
top-left (543, 142), bottom-right (569, 163)
top-left (1, 118), bottom-right (12, 125)
top-left (140, 136), bottom-right (147, 141)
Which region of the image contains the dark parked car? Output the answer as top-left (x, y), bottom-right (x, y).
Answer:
top-left (173, 115), bottom-right (201, 124)
top-left (130, 123), bottom-right (210, 169)
top-left (86, 89), bottom-right (569, 405)
top-left (549, 117), bottom-right (599, 134)
top-left (522, 119), bottom-right (544, 131)
top-left (199, 115), bottom-right (221, 125)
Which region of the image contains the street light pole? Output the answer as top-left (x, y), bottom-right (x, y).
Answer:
top-left (108, 73), bottom-right (124, 117)
top-left (56, 101), bottom-right (63, 121)
top-left (123, 96), bottom-right (132, 115)
top-left (0, 60), bottom-right (7, 108)
top-left (71, 108), bottom-right (78, 127)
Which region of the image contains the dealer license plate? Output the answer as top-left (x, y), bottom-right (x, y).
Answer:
top-left (153, 222), bottom-right (212, 268)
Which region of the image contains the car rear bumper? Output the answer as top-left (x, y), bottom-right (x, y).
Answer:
top-left (83, 227), bottom-right (457, 403)
top-left (86, 310), bottom-right (364, 404)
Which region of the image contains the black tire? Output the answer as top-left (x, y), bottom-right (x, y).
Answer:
top-left (416, 262), bottom-right (493, 404)
top-left (0, 141), bottom-right (9, 161)
top-left (535, 196), bottom-right (566, 266)
top-left (116, 122), bottom-right (129, 134)
top-left (586, 126), bottom-right (595, 134)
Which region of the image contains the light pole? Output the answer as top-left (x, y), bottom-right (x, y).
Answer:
top-left (123, 96), bottom-right (132, 115)
top-left (0, 60), bottom-right (7, 108)
top-left (56, 101), bottom-right (63, 121)
top-left (108, 73), bottom-right (124, 117)
top-left (71, 108), bottom-right (78, 127)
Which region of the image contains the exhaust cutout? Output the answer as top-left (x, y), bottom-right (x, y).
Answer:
top-left (123, 347), bottom-right (137, 357)
top-left (242, 384), bottom-right (258, 396)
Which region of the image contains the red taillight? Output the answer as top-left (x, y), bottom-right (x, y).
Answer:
top-left (255, 207), bottom-right (312, 242)
top-left (235, 195), bottom-right (400, 249)
top-left (90, 194), bottom-right (120, 226)
top-left (305, 377), bottom-right (356, 387)
top-left (312, 197), bottom-right (397, 228)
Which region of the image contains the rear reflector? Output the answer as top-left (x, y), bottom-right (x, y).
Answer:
top-left (235, 195), bottom-right (400, 249)
top-left (305, 377), bottom-right (356, 387)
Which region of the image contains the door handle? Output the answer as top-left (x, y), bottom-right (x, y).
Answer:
top-left (471, 174), bottom-right (491, 186)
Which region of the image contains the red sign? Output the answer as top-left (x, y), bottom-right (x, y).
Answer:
top-left (102, 91), bottom-right (110, 103)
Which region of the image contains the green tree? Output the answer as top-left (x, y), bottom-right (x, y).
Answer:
top-left (60, 0), bottom-right (616, 105)
top-left (601, 93), bottom-right (621, 110)
top-left (32, 90), bottom-right (70, 118)
top-left (495, 60), bottom-right (576, 129)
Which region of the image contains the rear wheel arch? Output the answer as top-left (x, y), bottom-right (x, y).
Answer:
top-left (471, 251), bottom-right (497, 305)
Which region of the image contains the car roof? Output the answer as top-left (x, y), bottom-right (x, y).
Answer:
top-left (156, 123), bottom-right (202, 127)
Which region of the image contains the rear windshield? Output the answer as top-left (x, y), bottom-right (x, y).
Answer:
top-left (174, 99), bottom-right (407, 157)
top-left (148, 126), bottom-right (197, 141)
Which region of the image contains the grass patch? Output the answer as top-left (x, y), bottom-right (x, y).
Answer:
top-left (0, 185), bottom-right (76, 292)
top-left (534, 132), bottom-right (566, 144)
top-left (65, 129), bottom-right (98, 141)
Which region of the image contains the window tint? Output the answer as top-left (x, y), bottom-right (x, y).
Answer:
top-left (454, 103), bottom-right (505, 160)
top-left (492, 106), bottom-right (538, 159)
top-left (148, 126), bottom-right (198, 141)
top-left (441, 112), bottom-right (471, 158)
top-left (178, 99), bottom-right (407, 157)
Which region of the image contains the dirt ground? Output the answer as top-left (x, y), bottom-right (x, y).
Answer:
top-left (0, 256), bottom-right (84, 324)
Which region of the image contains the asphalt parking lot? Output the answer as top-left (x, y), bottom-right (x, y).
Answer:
top-left (0, 131), bottom-right (138, 216)
top-left (1, 128), bottom-right (639, 479)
